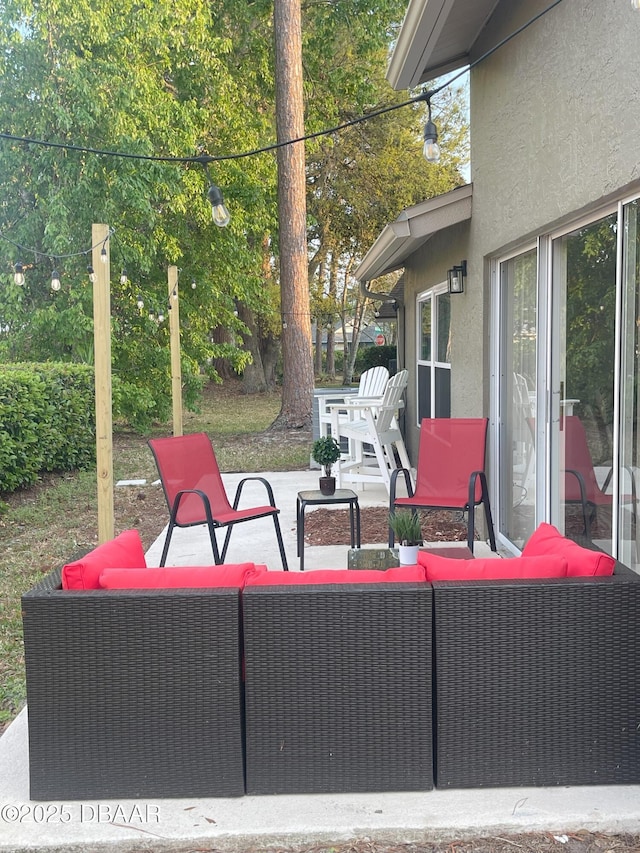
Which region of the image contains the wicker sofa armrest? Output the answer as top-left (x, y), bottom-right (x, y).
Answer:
top-left (433, 564), bottom-right (640, 788)
top-left (22, 568), bottom-right (244, 800)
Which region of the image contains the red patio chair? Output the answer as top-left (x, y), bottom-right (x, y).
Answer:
top-left (562, 415), bottom-right (636, 539)
top-left (148, 432), bottom-right (289, 569)
top-left (389, 418), bottom-right (496, 554)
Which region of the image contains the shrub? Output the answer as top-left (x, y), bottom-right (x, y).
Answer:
top-left (0, 363), bottom-right (95, 495)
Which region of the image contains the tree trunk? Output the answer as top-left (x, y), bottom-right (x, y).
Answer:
top-left (210, 325), bottom-right (235, 380)
top-left (237, 302), bottom-right (267, 393)
top-left (271, 0), bottom-right (314, 430)
top-left (327, 253), bottom-right (338, 379)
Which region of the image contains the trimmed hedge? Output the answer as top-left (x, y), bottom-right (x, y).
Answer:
top-left (0, 363), bottom-right (95, 495)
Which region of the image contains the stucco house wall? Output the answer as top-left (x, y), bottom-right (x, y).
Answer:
top-left (470, 0), bottom-right (639, 254)
top-left (401, 220), bottom-right (472, 460)
top-left (428, 0), bottom-right (640, 455)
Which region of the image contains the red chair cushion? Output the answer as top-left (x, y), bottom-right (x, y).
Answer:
top-left (62, 530), bottom-right (147, 590)
top-left (98, 563), bottom-right (266, 589)
top-left (522, 523), bottom-right (616, 576)
top-left (244, 566), bottom-right (427, 586)
top-left (417, 551), bottom-right (568, 581)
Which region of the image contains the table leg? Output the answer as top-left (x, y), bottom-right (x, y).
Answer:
top-left (299, 499), bottom-right (306, 572)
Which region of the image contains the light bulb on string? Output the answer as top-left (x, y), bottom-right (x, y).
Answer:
top-left (120, 268), bottom-right (128, 285)
top-left (191, 279), bottom-right (196, 290)
top-left (100, 245), bottom-right (108, 264)
top-left (157, 308), bottom-right (165, 323)
top-left (423, 100), bottom-right (440, 163)
top-left (14, 262), bottom-right (25, 286)
top-left (207, 184), bottom-right (231, 227)
top-left (172, 287), bottom-right (178, 300)
top-left (51, 269), bottom-right (61, 292)
top-left (87, 265), bottom-right (96, 283)
top-left (136, 294), bottom-right (144, 309)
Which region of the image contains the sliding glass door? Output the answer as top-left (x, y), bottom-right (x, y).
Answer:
top-left (495, 195), bottom-right (640, 568)
top-left (497, 248), bottom-right (537, 550)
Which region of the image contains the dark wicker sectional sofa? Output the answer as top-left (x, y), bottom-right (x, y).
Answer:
top-left (21, 562), bottom-right (640, 799)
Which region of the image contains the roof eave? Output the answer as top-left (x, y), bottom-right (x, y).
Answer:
top-left (355, 183), bottom-right (472, 283)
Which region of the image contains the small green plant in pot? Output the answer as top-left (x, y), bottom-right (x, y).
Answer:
top-left (311, 435), bottom-right (342, 496)
top-left (388, 509), bottom-right (423, 565)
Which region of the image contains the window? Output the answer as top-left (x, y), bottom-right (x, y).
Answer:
top-left (417, 287), bottom-right (451, 422)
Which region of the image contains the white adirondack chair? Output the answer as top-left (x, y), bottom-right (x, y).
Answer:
top-left (332, 369), bottom-right (413, 494)
top-left (317, 365), bottom-right (389, 439)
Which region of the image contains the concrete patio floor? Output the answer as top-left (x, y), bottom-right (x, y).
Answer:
top-left (1, 469), bottom-right (640, 852)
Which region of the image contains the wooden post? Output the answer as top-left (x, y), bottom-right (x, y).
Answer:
top-left (168, 265), bottom-right (183, 436)
top-left (92, 224), bottom-right (114, 543)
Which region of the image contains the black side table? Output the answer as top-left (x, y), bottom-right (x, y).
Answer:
top-left (296, 489), bottom-right (361, 571)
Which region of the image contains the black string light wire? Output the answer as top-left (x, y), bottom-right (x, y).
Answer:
top-left (0, 0), bottom-right (569, 282)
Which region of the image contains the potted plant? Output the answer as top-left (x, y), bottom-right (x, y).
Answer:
top-left (388, 509), bottom-right (423, 565)
top-left (311, 435), bottom-right (342, 496)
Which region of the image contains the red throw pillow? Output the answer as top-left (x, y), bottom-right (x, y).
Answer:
top-left (522, 522), bottom-right (615, 576)
top-left (62, 530), bottom-right (147, 590)
top-left (98, 563), bottom-right (266, 589)
top-left (244, 566), bottom-right (427, 586)
top-left (419, 552), bottom-right (568, 581)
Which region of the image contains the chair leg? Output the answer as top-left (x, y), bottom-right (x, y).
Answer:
top-left (273, 514), bottom-right (289, 571)
top-left (159, 522), bottom-right (175, 567)
top-left (209, 524), bottom-right (222, 564)
top-left (479, 472), bottom-right (497, 552)
top-left (467, 504), bottom-right (476, 554)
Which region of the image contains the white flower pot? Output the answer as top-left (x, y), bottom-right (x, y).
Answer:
top-left (398, 544), bottom-right (420, 566)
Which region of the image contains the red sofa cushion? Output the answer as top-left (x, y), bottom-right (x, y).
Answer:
top-left (98, 563), bottom-right (266, 589)
top-left (62, 530), bottom-right (147, 590)
top-left (522, 523), bottom-right (615, 576)
top-left (417, 551), bottom-right (568, 581)
top-left (244, 566), bottom-right (427, 586)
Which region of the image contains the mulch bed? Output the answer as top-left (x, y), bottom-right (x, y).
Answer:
top-left (303, 506), bottom-right (470, 546)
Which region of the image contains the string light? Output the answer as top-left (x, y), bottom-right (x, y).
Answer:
top-left (207, 184), bottom-right (231, 227)
top-left (136, 294), bottom-right (144, 309)
top-left (100, 245), bottom-right (108, 263)
top-left (14, 261), bottom-right (25, 286)
top-left (87, 265), bottom-right (96, 283)
top-left (50, 269), bottom-right (61, 291)
top-left (191, 279), bottom-right (196, 290)
top-left (423, 100), bottom-right (440, 163)
top-left (120, 268), bottom-right (128, 284)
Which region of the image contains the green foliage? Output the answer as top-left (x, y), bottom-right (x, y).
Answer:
top-left (0, 0), bottom-right (469, 422)
top-left (388, 509), bottom-right (423, 546)
top-left (311, 435), bottom-right (341, 476)
top-left (0, 363), bottom-right (95, 493)
top-left (360, 344), bottom-right (396, 371)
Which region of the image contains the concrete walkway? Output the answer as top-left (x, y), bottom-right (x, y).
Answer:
top-left (2, 470), bottom-right (640, 851)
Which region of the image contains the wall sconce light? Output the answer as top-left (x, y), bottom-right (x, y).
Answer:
top-left (447, 260), bottom-right (467, 294)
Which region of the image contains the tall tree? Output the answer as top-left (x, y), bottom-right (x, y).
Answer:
top-left (272, 0), bottom-right (314, 429)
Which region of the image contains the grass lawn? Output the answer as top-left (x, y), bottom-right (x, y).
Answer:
top-left (0, 380), bottom-right (311, 731)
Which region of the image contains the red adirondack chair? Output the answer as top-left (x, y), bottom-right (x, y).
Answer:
top-left (389, 418), bottom-right (496, 554)
top-left (148, 432), bottom-right (289, 569)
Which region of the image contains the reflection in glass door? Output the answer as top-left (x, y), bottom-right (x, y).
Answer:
top-left (498, 249), bottom-right (537, 549)
top-left (551, 213), bottom-right (617, 553)
top-left (619, 200), bottom-right (640, 568)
